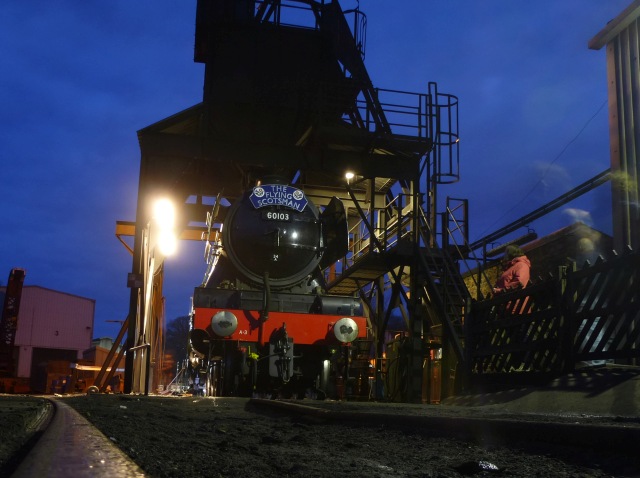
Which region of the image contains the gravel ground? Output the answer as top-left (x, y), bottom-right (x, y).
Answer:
top-left (49, 394), bottom-right (639, 478)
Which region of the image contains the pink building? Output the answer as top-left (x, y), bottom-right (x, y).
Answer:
top-left (1, 285), bottom-right (95, 391)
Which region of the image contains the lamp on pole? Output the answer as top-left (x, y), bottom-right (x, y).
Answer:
top-left (125, 197), bottom-right (178, 395)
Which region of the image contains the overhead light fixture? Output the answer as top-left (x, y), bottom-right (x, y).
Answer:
top-left (153, 198), bottom-right (177, 256)
top-left (153, 198), bottom-right (175, 230)
top-left (157, 230), bottom-right (177, 256)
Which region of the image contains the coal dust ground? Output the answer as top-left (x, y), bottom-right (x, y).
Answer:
top-left (51, 394), bottom-right (640, 478)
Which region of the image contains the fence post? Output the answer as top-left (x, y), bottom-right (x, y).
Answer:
top-left (560, 262), bottom-right (577, 374)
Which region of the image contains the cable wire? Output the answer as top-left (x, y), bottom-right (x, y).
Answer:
top-left (477, 99), bottom-right (608, 239)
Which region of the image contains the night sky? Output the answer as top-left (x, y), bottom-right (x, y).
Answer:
top-left (0, 1), bottom-right (629, 339)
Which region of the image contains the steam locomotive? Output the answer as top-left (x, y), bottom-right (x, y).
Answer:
top-left (189, 176), bottom-right (369, 398)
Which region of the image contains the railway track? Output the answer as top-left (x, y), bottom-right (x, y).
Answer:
top-left (1, 397), bottom-right (144, 477)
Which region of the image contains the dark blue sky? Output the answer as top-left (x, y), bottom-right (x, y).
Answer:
top-left (0, 1), bottom-right (629, 339)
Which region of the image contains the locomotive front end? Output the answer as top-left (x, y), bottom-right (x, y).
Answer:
top-left (190, 178), bottom-right (369, 399)
top-left (223, 180), bottom-right (323, 289)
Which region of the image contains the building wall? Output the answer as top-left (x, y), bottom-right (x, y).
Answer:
top-left (83, 339), bottom-right (125, 369)
top-left (78, 341), bottom-right (126, 393)
top-left (6, 286), bottom-right (95, 378)
top-left (589, 1), bottom-right (640, 252)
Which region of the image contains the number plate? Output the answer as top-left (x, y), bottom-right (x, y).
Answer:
top-left (262, 211), bottom-right (291, 221)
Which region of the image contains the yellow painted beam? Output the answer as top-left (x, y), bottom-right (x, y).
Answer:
top-left (115, 221), bottom-right (218, 241)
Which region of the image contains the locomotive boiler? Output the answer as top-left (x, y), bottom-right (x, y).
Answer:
top-left (189, 176), bottom-right (369, 398)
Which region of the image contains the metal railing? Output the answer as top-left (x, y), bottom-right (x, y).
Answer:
top-left (351, 88), bottom-right (429, 139)
top-left (255, 0), bottom-right (367, 60)
top-left (441, 205), bottom-right (495, 300)
top-left (325, 193), bottom-right (414, 282)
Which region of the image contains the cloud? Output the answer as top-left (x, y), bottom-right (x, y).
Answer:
top-left (563, 207), bottom-right (593, 225)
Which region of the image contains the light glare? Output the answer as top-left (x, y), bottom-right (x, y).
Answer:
top-left (157, 230), bottom-right (177, 256)
top-left (153, 198), bottom-right (175, 229)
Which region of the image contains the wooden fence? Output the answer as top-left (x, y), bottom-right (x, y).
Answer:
top-left (465, 250), bottom-right (640, 381)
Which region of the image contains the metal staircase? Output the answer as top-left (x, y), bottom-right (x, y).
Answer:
top-left (325, 196), bottom-right (468, 346)
top-left (322, 184), bottom-right (473, 400)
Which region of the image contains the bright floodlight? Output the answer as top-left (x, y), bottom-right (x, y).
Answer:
top-left (157, 230), bottom-right (177, 256)
top-left (153, 198), bottom-right (177, 255)
top-left (153, 198), bottom-right (175, 230)
top-left (345, 171), bottom-right (355, 180)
